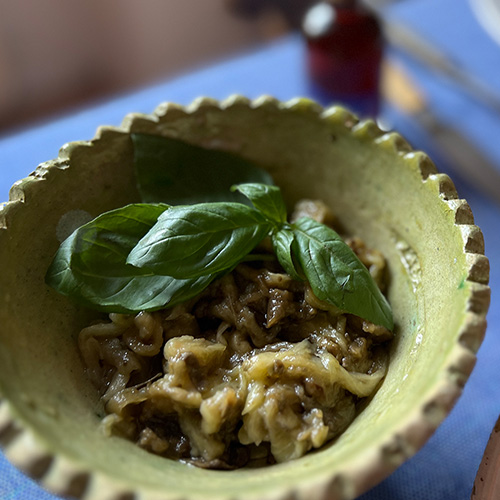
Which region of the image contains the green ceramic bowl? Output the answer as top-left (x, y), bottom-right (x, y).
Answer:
top-left (0, 96), bottom-right (490, 500)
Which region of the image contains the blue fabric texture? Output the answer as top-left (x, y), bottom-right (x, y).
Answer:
top-left (1, 1), bottom-right (499, 498)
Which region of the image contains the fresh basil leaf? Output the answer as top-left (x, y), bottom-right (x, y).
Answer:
top-left (45, 203), bottom-right (216, 313)
top-left (272, 227), bottom-right (303, 281)
top-left (132, 133), bottom-right (274, 205)
top-left (291, 217), bottom-right (393, 330)
top-left (127, 202), bottom-right (273, 279)
top-left (231, 183), bottom-right (287, 226)
top-left (49, 203), bottom-right (170, 274)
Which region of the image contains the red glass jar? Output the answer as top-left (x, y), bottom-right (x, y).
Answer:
top-left (302, 0), bottom-right (384, 117)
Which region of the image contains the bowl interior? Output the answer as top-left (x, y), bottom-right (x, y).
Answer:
top-left (0, 99), bottom-right (484, 499)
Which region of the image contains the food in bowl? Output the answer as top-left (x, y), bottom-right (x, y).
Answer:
top-left (45, 134), bottom-right (394, 467)
top-left (0, 96), bottom-right (489, 500)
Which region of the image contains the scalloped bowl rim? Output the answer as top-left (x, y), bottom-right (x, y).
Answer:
top-left (0, 95), bottom-right (490, 500)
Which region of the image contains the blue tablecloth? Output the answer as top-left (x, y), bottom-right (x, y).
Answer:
top-left (1, 1), bottom-right (499, 498)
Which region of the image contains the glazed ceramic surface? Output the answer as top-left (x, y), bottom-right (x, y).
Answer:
top-left (0, 96), bottom-right (490, 500)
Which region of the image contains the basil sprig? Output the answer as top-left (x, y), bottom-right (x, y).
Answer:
top-left (46, 183), bottom-right (393, 329)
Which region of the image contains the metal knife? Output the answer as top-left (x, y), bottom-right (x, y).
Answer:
top-left (381, 61), bottom-right (500, 203)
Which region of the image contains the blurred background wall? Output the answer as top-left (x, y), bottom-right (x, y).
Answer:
top-left (0, 0), bottom-right (315, 134)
